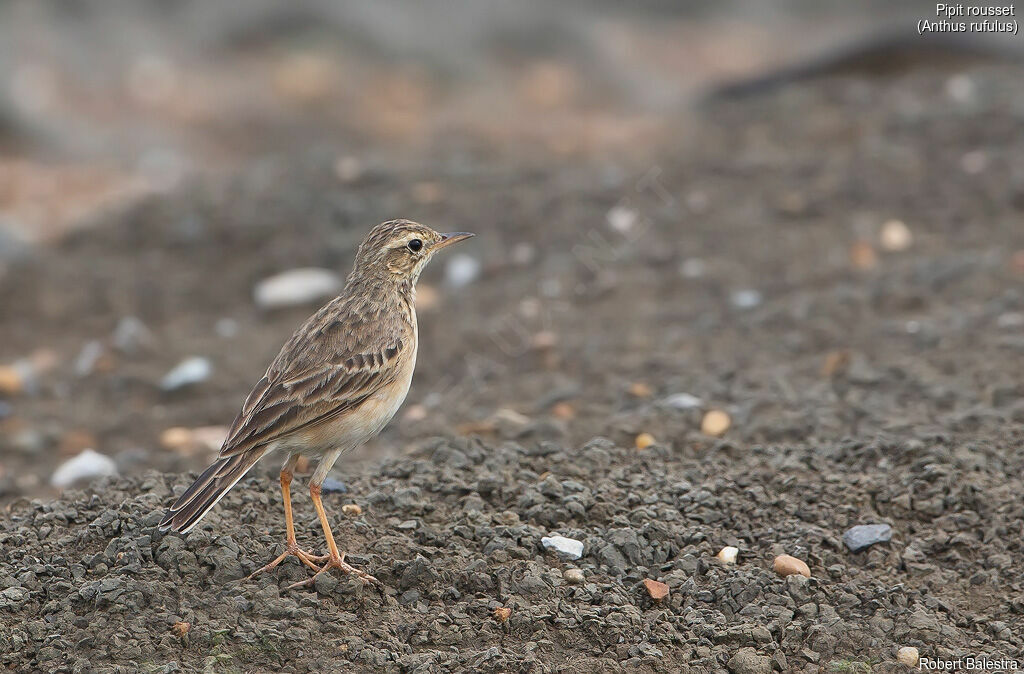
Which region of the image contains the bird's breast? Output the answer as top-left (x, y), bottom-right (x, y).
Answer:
top-left (292, 346), bottom-right (416, 455)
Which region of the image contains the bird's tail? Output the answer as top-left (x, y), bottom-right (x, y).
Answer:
top-left (159, 449), bottom-right (267, 534)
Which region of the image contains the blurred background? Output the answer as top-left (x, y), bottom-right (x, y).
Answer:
top-left (1, 0), bottom-right (1022, 502)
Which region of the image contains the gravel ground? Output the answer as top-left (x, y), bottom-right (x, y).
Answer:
top-left (2, 61), bottom-right (1024, 672)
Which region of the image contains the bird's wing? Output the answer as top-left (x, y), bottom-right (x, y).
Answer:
top-left (217, 303), bottom-right (406, 458)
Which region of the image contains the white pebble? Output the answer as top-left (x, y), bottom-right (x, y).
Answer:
top-left (112, 316), bottom-right (154, 354)
top-left (563, 568), bottom-right (585, 584)
top-left (880, 219), bottom-right (913, 252)
top-left (731, 289), bottom-right (762, 309)
top-left (160, 356), bottom-right (212, 391)
top-left (946, 74), bottom-right (974, 103)
top-left (541, 535), bottom-right (584, 560)
top-left (445, 254), bottom-right (481, 288)
top-left (606, 205), bottom-right (637, 233)
top-left (716, 546), bottom-right (739, 564)
top-left (74, 341), bottom-right (104, 377)
top-left (51, 449), bottom-right (118, 488)
top-left (897, 646), bottom-right (919, 668)
top-left (997, 312), bottom-right (1024, 329)
top-left (254, 268), bottom-right (342, 309)
top-left (662, 392), bottom-right (703, 410)
top-left (679, 258), bottom-right (706, 279)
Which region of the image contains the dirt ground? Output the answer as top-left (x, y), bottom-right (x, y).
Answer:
top-left (2, 10), bottom-right (1024, 673)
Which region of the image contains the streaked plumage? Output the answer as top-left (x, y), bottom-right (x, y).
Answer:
top-left (159, 220), bottom-right (473, 588)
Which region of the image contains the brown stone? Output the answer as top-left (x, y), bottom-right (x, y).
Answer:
top-left (642, 578), bottom-right (669, 601)
top-left (773, 554), bottom-right (811, 578)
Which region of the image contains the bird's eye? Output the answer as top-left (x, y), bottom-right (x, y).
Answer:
top-left (407, 239), bottom-right (423, 252)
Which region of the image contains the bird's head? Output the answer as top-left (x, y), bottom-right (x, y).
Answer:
top-left (351, 219), bottom-right (474, 286)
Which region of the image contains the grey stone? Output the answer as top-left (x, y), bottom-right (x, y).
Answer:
top-left (321, 477), bottom-right (347, 494)
top-left (843, 524), bottom-right (893, 553)
top-left (727, 647), bottom-right (772, 674)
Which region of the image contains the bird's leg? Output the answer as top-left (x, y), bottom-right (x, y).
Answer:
top-left (246, 458), bottom-right (327, 580)
top-left (286, 482), bottom-right (380, 589)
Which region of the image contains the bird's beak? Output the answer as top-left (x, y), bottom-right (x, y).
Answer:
top-left (432, 232), bottom-right (475, 251)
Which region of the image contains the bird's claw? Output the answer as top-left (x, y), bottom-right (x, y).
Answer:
top-left (245, 541), bottom-right (328, 581)
top-left (285, 553), bottom-right (381, 590)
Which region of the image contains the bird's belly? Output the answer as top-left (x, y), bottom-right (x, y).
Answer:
top-left (290, 360), bottom-right (415, 456)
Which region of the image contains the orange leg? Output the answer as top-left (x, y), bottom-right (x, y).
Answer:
top-left (286, 482), bottom-right (379, 590)
top-left (246, 459), bottom-right (327, 580)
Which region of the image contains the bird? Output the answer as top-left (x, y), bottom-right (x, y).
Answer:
top-left (159, 220), bottom-right (474, 589)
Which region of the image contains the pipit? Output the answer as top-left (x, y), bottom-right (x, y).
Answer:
top-left (159, 220), bottom-right (473, 588)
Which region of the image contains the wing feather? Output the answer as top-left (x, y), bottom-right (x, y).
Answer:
top-left (217, 337), bottom-right (404, 458)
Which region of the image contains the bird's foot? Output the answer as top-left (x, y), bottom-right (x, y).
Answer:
top-left (245, 541), bottom-right (328, 581)
top-left (286, 552), bottom-right (380, 590)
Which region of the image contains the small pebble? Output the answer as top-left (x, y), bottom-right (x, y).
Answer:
top-left (321, 477), bottom-right (347, 494)
top-left (191, 426), bottom-right (228, 452)
top-left (74, 341), bottom-right (105, 377)
top-left (897, 646), bottom-right (919, 668)
top-left (341, 503), bottom-right (362, 516)
top-left (850, 241), bottom-right (878, 270)
top-left (679, 257), bottom-right (706, 279)
top-left (843, 524), bottom-right (893, 553)
top-left (997, 312), bottom-right (1024, 329)
top-left (172, 622), bottom-right (191, 638)
top-left (493, 607), bottom-right (511, 622)
top-left (160, 357), bottom-right (212, 392)
top-left (160, 427), bottom-right (194, 452)
top-left (51, 449), bottom-right (118, 488)
top-left (717, 546), bottom-right (739, 564)
top-left (642, 578), bottom-right (669, 601)
top-left (662, 392), bottom-right (702, 410)
top-left (445, 254), bottom-right (481, 288)
top-left (563, 568), bottom-right (585, 584)
top-left (541, 535), bottom-right (584, 560)
top-left (254, 268), bottom-right (342, 309)
top-left (0, 366), bottom-right (22, 395)
top-left (531, 331), bottom-right (558, 350)
top-left (112, 316), bottom-right (154, 354)
top-left (701, 410), bottom-right (731, 437)
top-left (821, 350), bottom-right (851, 377)
top-left (551, 402), bottom-right (575, 420)
top-left (730, 289), bottom-right (762, 309)
top-left (773, 554), bottom-right (810, 578)
top-left (403, 404), bottom-right (428, 422)
top-left (629, 382), bottom-right (653, 398)
top-left (606, 205), bottom-right (637, 233)
top-left (880, 219), bottom-right (913, 251)
top-left (160, 426), bottom-right (226, 455)
top-left (635, 432), bottom-right (655, 450)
